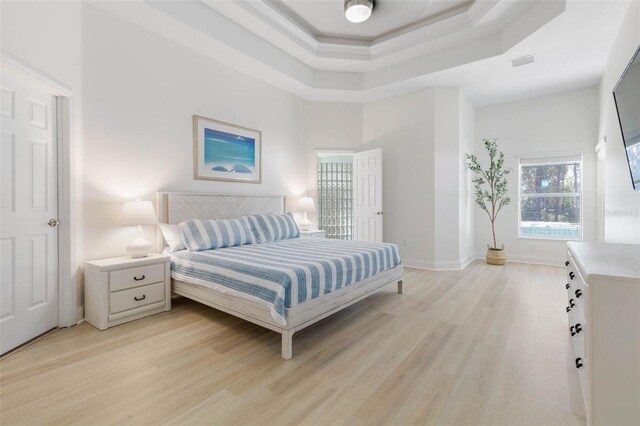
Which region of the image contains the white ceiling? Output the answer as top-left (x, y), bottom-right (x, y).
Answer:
top-left (94, 0), bottom-right (631, 106)
top-left (272, 0), bottom-right (472, 41)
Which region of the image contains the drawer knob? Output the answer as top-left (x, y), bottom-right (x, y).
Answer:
top-left (566, 306), bottom-right (571, 313)
top-left (133, 275), bottom-right (146, 281)
top-left (575, 323), bottom-right (582, 334)
top-left (565, 261), bottom-right (570, 266)
top-left (575, 357), bottom-right (583, 369)
top-left (569, 272), bottom-right (575, 280)
top-left (569, 298), bottom-right (575, 308)
top-left (570, 325), bottom-right (575, 336)
top-left (134, 294), bottom-right (146, 301)
top-left (565, 283), bottom-right (570, 290)
top-left (575, 289), bottom-right (582, 298)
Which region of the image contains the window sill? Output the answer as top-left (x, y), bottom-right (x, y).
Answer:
top-left (517, 235), bottom-right (583, 242)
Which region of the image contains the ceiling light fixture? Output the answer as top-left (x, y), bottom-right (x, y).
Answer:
top-left (345, 0), bottom-right (373, 23)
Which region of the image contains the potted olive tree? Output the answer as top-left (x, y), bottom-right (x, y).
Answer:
top-left (466, 139), bottom-right (511, 265)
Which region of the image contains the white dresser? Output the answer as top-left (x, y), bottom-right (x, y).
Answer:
top-left (566, 242), bottom-right (640, 426)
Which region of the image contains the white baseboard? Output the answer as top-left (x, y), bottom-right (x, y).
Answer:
top-left (404, 251), bottom-right (562, 271)
top-left (459, 252), bottom-right (476, 269)
top-left (474, 251), bottom-right (563, 267)
top-left (76, 305), bottom-right (84, 325)
top-left (403, 252), bottom-right (477, 271)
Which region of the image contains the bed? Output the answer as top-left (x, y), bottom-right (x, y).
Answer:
top-left (157, 192), bottom-right (404, 359)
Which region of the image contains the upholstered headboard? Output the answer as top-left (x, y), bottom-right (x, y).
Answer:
top-left (156, 192), bottom-right (285, 248)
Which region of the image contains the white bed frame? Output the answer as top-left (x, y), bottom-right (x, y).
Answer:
top-left (157, 192), bottom-right (403, 359)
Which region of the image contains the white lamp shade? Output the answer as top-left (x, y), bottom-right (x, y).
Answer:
top-left (122, 200), bottom-right (157, 226)
top-left (298, 197), bottom-right (316, 213)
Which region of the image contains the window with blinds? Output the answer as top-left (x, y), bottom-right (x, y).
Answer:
top-left (518, 153), bottom-right (583, 240)
top-left (317, 156), bottom-right (353, 240)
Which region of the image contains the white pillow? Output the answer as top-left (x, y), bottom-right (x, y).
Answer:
top-left (158, 223), bottom-right (186, 252)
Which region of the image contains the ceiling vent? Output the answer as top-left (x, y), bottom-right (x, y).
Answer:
top-left (511, 55), bottom-right (535, 68)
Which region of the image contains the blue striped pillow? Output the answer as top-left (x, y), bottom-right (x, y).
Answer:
top-left (248, 213), bottom-right (300, 243)
top-left (179, 217), bottom-right (255, 251)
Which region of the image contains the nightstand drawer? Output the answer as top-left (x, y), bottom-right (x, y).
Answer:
top-left (110, 281), bottom-right (165, 314)
top-left (110, 264), bottom-right (164, 291)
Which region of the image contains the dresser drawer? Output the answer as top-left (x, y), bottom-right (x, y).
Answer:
top-left (110, 264), bottom-right (165, 291)
top-left (566, 255), bottom-right (586, 296)
top-left (110, 282), bottom-right (165, 314)
top-left (569, 305), bottom-right (587, 393)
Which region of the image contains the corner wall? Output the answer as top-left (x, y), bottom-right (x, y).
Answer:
top-left (361, 89), bottom-right (436, 268)
top-left (315, 87), bottom-right (476, 270)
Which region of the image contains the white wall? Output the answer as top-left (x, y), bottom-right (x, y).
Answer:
top-left (432, 88), bottom-right (461, 268)
top-left (598, 0), bottom-right (640, 244)
top-left (362, 89), bottom-right (436, 267)
top-left (81, 5), bottom-right (309, 261)
top-left (459, 92), bottom-right (476, 266)
top-left (305, 101), bottom-right (363, 227)
top-left (475, 87), bottom-right (599, 264)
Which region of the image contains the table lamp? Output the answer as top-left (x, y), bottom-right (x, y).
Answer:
top-left (298, 196), bottom-right (316, 231)
top-left (122, 199), bottom-right (157, 257)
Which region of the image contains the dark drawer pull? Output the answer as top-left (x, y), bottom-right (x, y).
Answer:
top-left (133, 275), bottom-right (146, 281)
top-left (569, 299), bottom-right (575, 308)
top-left (575, 323), bottom-right (582, 334)
top-left (565, 283), bottom-right (570, 290)
top-left (566, 306), bottom-right (571, 313)
top-left (134, 294), bottom-right (146, 301)
top-left (565, 261), bottom-right (570, 266)
top-left (575, 357), bottom-right (583, 369)
top-left (575, 289), bottom-right (582, 298)
top-left (569, 272), bottom-right (575, 280)
top-left (570, 325), bottom-right (575, 336)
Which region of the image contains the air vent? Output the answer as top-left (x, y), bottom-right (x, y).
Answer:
top-left (511, 55), bottom-right (535, 68)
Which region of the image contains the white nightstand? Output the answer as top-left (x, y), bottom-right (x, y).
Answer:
top-left (84, 254), bottom-right (171, 330)
top-left (299, 230), bottom-right (326, 238)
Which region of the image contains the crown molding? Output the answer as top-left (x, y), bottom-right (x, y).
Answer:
top-left (91, 0), bottom-right (566, 102)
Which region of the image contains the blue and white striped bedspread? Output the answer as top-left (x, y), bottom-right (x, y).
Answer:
top-left (170, 238), bottom-right (402, 326)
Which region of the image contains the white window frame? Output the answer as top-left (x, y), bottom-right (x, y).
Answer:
top-left (517, 151), bottom-right (584, 241)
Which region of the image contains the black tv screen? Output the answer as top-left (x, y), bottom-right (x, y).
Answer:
top-left (613, 45), bottom-right (640, 191)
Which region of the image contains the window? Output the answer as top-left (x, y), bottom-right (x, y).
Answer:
top-left (518, 154), bottom-right (582, 240)
top-left (317, 155), bottom-right (353, 239)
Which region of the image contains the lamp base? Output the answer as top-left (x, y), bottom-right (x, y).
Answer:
top-left (127, 226), bottom-right (153, 258)
top-left (299, 212), bottom-right (312, 231)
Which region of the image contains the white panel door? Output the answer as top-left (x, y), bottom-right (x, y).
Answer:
top-left (1, 68), bottom-right (58, 354)
top-left (353, 148), bottom-right (383, 242)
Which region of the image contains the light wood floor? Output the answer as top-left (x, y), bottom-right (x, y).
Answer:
top-left (1, 261), bottom-right (585, 425)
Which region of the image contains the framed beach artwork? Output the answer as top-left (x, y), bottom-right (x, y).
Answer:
top-left (193, 115), bottom-right (262, 183)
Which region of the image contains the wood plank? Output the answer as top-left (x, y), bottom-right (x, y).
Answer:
top-left (0, 262), bottom-right (585, 425)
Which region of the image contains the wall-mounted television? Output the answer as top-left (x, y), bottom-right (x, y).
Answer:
top-left (613, 45), bottom-right (640, 191)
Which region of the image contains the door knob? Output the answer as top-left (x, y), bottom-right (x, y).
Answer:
top-left (48, 219), bottom-right (60, 227)
top-left (376, 211), bottom-right (383, 215)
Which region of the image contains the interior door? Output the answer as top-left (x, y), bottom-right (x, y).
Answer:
top-left (1, 68), bottom-right (58, 354)
top-left (353, 148), bottom-right (383, 242)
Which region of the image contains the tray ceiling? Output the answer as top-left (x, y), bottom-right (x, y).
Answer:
top-left (271, 0), bottom-right (473, 41)
top-left (94, 0), bottom-right (631, 105)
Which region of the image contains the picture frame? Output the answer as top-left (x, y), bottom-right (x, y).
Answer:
top-left (193, 115), bottom-right (262, 183)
